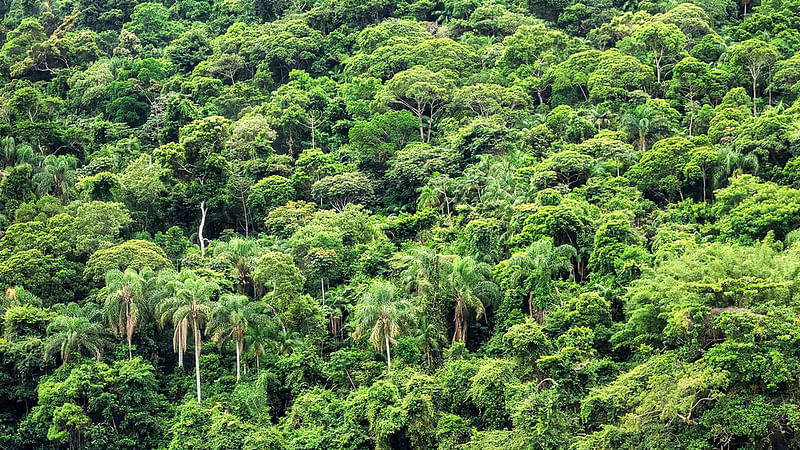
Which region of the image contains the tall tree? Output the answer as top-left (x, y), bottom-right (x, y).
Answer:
top-left (729, 39), bottom-right (778, 116)
top-left (154, 116), bottom-right (231, 258)
top-left (33, 154), bottom-right (78, 204)
top-left (209, 293), bottom-right (264, 381)
top-left (394, 246), bottom-right (446, 328)
top-left (506, 239), bottom-right (575, 322)
top-left (631, 22), bottom-right (687, 83)
top-left (351, 280), bottom-right (414, 370)
top-left (500, 24), bottom-right (574, 104)
top-left (443, 256), bottom-right (499, 344)
top-left (212, 239), bottom-right (261, 296)
top-left (379, 65), bottom-right (455, 143)
top-left (45, 304), bottom-right (107, 366)
top-left (103, 268), bottom-right (150, 360)
top-left (157, 273), bottom-right (218, 402)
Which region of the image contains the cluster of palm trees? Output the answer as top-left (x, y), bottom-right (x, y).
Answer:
top-left (1, 136), bottom-right (78, 204)
top-left (351, 250), bottom-right (503, 370)
top-left (354, 239), bottom-right (577, 370)
top-left (41, 236), bottom-right (568, 392)
top-left (44, 264), bottom-right (277, 403)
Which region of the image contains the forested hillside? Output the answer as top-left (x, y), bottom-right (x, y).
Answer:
top-left (1, 0), bottom-right (800, 447)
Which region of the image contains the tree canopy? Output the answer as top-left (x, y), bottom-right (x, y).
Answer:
top-left (3, 0), bottom-right (800, 448)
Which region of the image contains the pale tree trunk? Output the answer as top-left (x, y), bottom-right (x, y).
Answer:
top-left (752, 76), bottom-right (758, 117)
top-left (702, 173), bottom-right (707, 203)
top-left (655, 48), bottom-right (663, 83)
top-left (417, 100), bottom-right (425, 141)
top-left (320, 277), bottom-right (325, 306)
top-left (385, 333), bottom-right (392, 370)
top-left (310, 115), bottom-right (316, 149)
top-left (235, 337), bottom-right (241, 381)
top-left (193, 319), bottom-right (202, 403)
top-left (199, 200), bottom-right (208, 258)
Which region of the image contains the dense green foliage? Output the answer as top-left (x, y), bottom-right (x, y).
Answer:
top-left (2, 0), bottom-right (800, 448)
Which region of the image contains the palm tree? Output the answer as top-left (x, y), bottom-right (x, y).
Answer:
top-left (586, 105), bottom-right (615, 130)
top-left (209, 293), bottom-right (265, 381)
top-left (394, 246), bottom-right (447, 328)
top-left (712, 148), bottom-right (760, 190)
top-left (212, 239), bottom-right (261, 296)
top-left (153, 270), bottom-right (187, 367)
top-left (103, 268), bottom-right (151, 360)
top-left (394, 246), bottom-right (443, 299)
top-left (1, 136), bottom-right (36, 168)
top-left (32, 154), bottom-right (78, 204)
top-left (443, 255), bottom-right (499, 344)
top-left (351, 280), bottom-right (414, 370)
top-left (157, 273), bottom-right (218, 402)
top-left (506, 239), bottom-right (575, 323)
top-left (621, 105), bottom-right (673, 151)
top-left (417, 174), bottom-right (453, 216)
top-left (244, 322), bottom-right (275, 372)
top-left (412, 316), bottom-right (443, 368)
top-left (45, 303), bottom-right (107, 365)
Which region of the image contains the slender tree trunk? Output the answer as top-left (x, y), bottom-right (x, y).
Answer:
top-left (752, 77), bottom-right (758, 117)
top-left (528, 291), bottom-right (534, 318)
top-left (320, 277), bottom-right (325, 306)
top-left (310, 115), bottom-right (316, 149)
top-left (417, 101), bottom-right (425, 141)
top-left (126, 301), bottom-right (132, 361)
top-left (193, 319), bottom-right (202, 403)
top-left (178, 339), bottom-right (183, 367)
top-left (702, 173), bottom-right (707, 203)
top-left (266, 295), bottom-right (287, 335)
top-left (199, 200), bottom-right (208, 258)
top-left (385, 333), bottom-right (392, 370)
top-left (452, 299), bottom-right (461, 343)
top-left (235, 337), bottom-right (241, 381)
